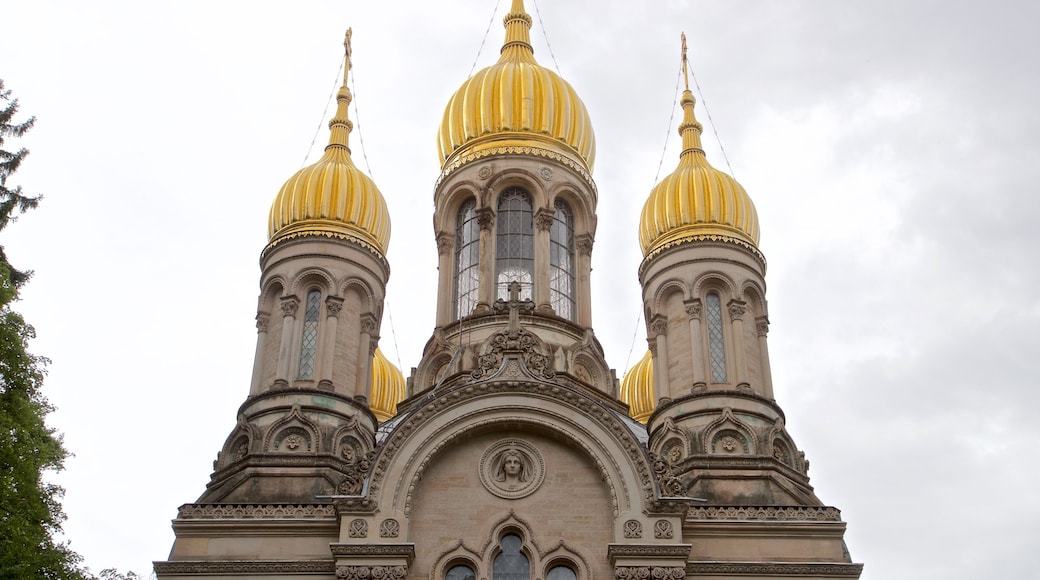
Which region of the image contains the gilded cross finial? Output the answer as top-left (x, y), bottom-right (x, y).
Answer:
top-left (681, 32), bottom-right (690, 91)
top-left (343, 28), bottom-right (353, 87)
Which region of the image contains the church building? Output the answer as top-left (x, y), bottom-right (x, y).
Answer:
top-left (154, 2), bottom-right (863, 578)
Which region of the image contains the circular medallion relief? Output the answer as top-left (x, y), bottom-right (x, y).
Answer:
top-left (480, 439), bottom-right (545, 499)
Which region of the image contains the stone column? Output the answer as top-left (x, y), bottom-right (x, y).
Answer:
top-left (534, 208), bottom-right (554, 315)
top-left (576, 235), bottom-right (593, 327)
top-left (728, 299), bottom-right (749, 390)
top-left (756, 316), bottom-right (775, 399)
top-left (649, 314), bottom-right (670, 401)
top-left (319, 296), bottom-right (343, 390)
top-left (275, 296), bottom-right (299, 387)
top-left (475, 207), bottom-right (496, 314)
top-left (435, 232), bottom-right (453, 325)
top-left (684, 298), bottom-right (705, 392)
top-left (248, 312), bottom-right (270, 396)
top-left (356, 313), bottom-right (378, 400)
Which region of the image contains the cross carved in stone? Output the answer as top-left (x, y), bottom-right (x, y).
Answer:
top-left (495, 281), bottom-right (533, 334)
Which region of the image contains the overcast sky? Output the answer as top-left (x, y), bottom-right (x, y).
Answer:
top-left (3, 1), bottom-right (1038, 578)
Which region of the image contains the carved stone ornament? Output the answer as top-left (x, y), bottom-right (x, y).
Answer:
top-left (255, 313), bottom-right (270, 332)
top-left (576, 235), bottom-right (593, 256)
top-left (336, 565), bottom-right (407, 580)
top-left (756, 318), bottom-right (769, 336)
top-left (379, 518), bottom-right (400, 538)
top-left (649, 316), bottom-right (668, 337)
top-left (623, 519), bottom-right (643, 538)
top-left (540, 166), bottom-right (553, 180)
top-left (653, 519), bottom-right (674, 539)
top-left (337, 450), bottom-right (376, 496)
top-left (326, 296), bottom-right (344, 317)
top-left (477, 207), bottom-right (495, 231)
top-left (348, 518), bottom-right (368, 538)
top-left (684, 299), bottom-right (701, 319)
top-left (280, 296), bottom-right (300, 317)
top-left (477, 165), bottom-right (493, 179)
top-left (436, 232), bottom-right (454, 256)
top-left (360, 315), bottom-right (378, 334)
top-left (649, 452), bottom-right (685, 497)
top-left (535, 209), bottom-right (555, 231)
top-left (728, 301), bottom-right (746, 321)
top-left (479, 438), bottom-right (545, 499)
top-left (615, 566), bottom-right (685, 580)
top-left (472, 282), bottom-right (554, 380)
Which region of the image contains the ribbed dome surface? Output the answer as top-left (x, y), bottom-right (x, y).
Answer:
top-left (369, 347), bottom-right (405, 422)
top-left (437, 0), bottom-right (595, 173)
top-left (268, 43), bottom-right (390, 256)
top-left (620, 350), bottom-right (655, 424)
top-left (639, 89), bottom-right (759, 257)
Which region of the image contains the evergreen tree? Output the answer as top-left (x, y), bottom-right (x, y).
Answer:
top-left (0, 79), bottom-right (87, 579)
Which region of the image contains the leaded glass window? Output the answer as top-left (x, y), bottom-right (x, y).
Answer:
top-left (493, 534), bottom-right (529, 580)
top-left (547, 566), bottom-right (576, 580)
top-left (454, 199), bottom-right (480, 318)
top-left (297, 290), bottom-right (321, 379)
top-left (705, 292), bottom-right (727, 383)
top-left (496, 189), bottom-right (533, 301)
top-left (446, 564), bottom-right (476, 580)
top-left (549, 200), bottom-right (575, 320)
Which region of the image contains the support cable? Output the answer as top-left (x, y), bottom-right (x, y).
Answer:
top-left (531, 0), bottom-right (562, 75)
top-left (468, 0), bottom-right (503, 77)
top-left (302, 60), bottom-right (345, 168)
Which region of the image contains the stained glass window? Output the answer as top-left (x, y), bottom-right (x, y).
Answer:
top-left (706, 292), bottom-right (727, 383)
top-left (496, 189), bottom-right (533, 301)
top-left (454, 199), bottom-right (480, 318)
top-left (493, 534), bottom-right (529, 580)
top-left (447, 565), bottom-right (476, 580)
top-left (297, 290), bottom-right (321, 379)
top-left (549, 200), bottom-right (575, 320)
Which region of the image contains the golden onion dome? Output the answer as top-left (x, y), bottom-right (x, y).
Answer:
top-left (639, 35), bottom-right (759, 258)
top-left (268, 30), bottom-right (391, 256)
top-left (620, 350), bottom-right (655, 424)
top-left (369, 347), bottom-right (406, 422)
top-left (437, 0), bottom-right (596, 174)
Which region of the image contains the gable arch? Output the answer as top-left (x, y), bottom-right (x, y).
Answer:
top-left (288, 267), bottom-right (335, 296)
top-left (435, 182), bottom-right (482, 234)
top-left (692, 271), bottom-right (738, 300)
top-left (339, 277), bottom-right (378, 316)
top-left (487, 170), bottom-right (548, 209)
top-left (651, 278), bottom-right (690, 313)
top-left (547, 184), bottom-right (595, 236)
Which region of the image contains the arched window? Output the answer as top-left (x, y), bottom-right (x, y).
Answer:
top-left (493, 534), bottom-right (530, 580)
top-left (446, 564), bottom-right (476, 580)
top-left (297, 289), bottom-right (321, 379)
top-left (705, 292), bottom-right (727, 383)
top-left (546, 566), bottom-right (577, 580)
top-left (549, 199), bottom-right (575, 320)
top-left (496, 189), bottom-right (534, 302)
top-left (454, 199), bottom-right (480, 318)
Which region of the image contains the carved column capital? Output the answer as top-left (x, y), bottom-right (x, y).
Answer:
top-left (360, 314), bottom-right (378, 334)
top-left (648, 315), bottom-right (668, 338)
top-left (280, 296), bottom-right (300, 317)
top-left (727, 299), bottom-right (747, 322)
top-left (684, 298), bottom-right (702, 320)
top-left (756, 315), bottom-right (769, 336)
top-left (477, 207), bottom-right (495, 231)
top-left (535, 208), bottom-right (555, 231)
top-left (255, 312), bottom-right (270, 332)
top-left (325, 296), bottom-right (344, 317)
top-left (576, 234), bottom-right (594, 256)
top-left (647, 337), bottom-right (658, 358)
top-left (436, 232), bottom-right (454, 256)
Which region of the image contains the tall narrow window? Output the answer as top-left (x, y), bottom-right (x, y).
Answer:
top-left (493, 534), bottom-right (530, 580)
top-left (455, 199), bottom-right (480, 318)
top-left (297, 290), bottom-right (321, 379)
top-left (549, 199), bottom-right (575, 320)
top-left (705, 292), bottom-right (727, 383)
top-left (496, 189), bottom-right (533, 301)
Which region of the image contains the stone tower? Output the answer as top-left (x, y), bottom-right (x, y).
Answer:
top-left (155, 6), bottom-right (862, 580)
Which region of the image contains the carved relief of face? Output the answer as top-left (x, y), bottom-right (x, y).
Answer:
top-left (504, 454), bottom-right (522, 476)
top-left (667, 446), bottom-right (681, 463)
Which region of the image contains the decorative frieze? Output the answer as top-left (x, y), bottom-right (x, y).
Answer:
top-left (615, 566), bottom-right (685, 580)
top-left (687, 505), bottom-right (843, 521)
top-left (154, 560), bottom-right (334, 575)
top-left (176, 504), bottom-right (336, 519)
top-left (687, 562), bottom-right (863, 576)
top-left (336, 565), bottom-right (407, 580)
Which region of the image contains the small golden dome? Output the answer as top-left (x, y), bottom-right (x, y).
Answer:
top-left (437, 0), bottom-right (596, 174)
top-left (620, 350), bottom-right (655, 424)
top-left (369, 347), bottom-right (405, 423)
top-left (639, 36), bottom-right (759, 258)
top-left (268, 30), bottom-right (391, 256)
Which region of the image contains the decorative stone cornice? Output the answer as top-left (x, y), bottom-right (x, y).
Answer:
top-left (639, 233), bottom-right (766, 275)
top-left (686, 562), bottom-right (863, 576)
top-left (336, 565), bottom-right (407, 580)
top-left (614, 566), bottom-right (685, 580)
top-left (607, 544), bottom-right (691, 559)
top-left (176, 504), bottom-right (336, 520)
top-left (439, 144), bottom-right (597, 194)
top-left (153, 560), bottom-right (334, 575)
top-left (330, 543), bottom-right (415, 559)
top-left (687, 505), bottom-right (843, 521)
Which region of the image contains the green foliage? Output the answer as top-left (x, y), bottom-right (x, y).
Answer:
top-left (0, 80), bottom-right (87, 580)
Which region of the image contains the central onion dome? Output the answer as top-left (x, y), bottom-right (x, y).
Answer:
top-left (437, 0), bottom-right (596, 174)
top-left (639, 39), bottom-right (759, 258)
top-left (268, 35), bottom-right (391, 256)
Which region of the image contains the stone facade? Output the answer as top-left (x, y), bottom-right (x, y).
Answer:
top-left (155, 3), bottom-right (861, 579)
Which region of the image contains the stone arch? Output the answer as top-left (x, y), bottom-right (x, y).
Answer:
top-left (540, 541), bottom-right (592, 580)
top-left (547, 183), bottom-right (595, 237)
top-left (649, 417), bottom-right (688, 457)
top-left (433, 542), bottom-right (484, 580)
top-left (263, 404), bottom-right (320, 453)
top-left (289, 267), bottom-right (335, 296)
top-left (258, 275), bottom-right (287, 311)
top-left (339, 277), bottom-right (378, 317)
top-left (217, 415), bottom-right (258, 469)
top-left (702, 407), bottom-right (758, 455)
top-left (652, 278), bottom-right (690, 314)
top-left (692, 271), bottom-right (739, 301)
top-left (487, 169), bottom-right (548, 209)
top-left (331, 417), bottom-right (373, 460)
top-left (741, 280), bottom-right (767, 313)
top-left (435, 182), bottom-right (482, 234)
top-left (571, 352), bottom-right (601, 389)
